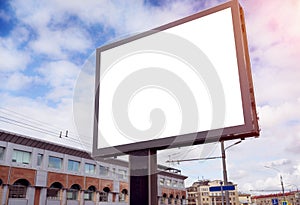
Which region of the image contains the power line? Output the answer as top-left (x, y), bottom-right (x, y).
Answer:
top-left (0, 108), bottom-right (92, 148)
top-left (0, 107), bottom-right (89, 140)
top-left (166, 156), bottom-right (222, 163)
top-left (0, 117), bottom-right (91, 150)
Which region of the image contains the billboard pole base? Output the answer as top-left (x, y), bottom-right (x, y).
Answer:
top-left (129, 149), bottom-right (158, 205)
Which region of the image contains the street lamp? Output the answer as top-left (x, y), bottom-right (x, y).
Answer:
top-left (221, 140), bottom-right (242, 205)
top-left (264, 166), bottom-right (285, 200)
top-left (286, 184), bottom-right (299, 192)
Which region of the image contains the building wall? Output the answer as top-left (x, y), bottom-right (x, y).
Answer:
top-left (0, 137), bottom-right (187, 205)
top-left (252, 192), bottom-right (300, 205)
top-left (187, 180), bottom-right (240, 205)
top-left (238, 193), bottom-right (251, 205)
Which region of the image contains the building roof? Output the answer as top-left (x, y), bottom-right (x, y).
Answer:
top-left (0, 129), bottom-right (187, 178)
top-left (0, 129), bottom-right (92, 159)
top-left (251, 191), bottom-right (298, 199)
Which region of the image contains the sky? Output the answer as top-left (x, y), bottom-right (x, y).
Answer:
top-left (0, 0), bottom-right (300, 195)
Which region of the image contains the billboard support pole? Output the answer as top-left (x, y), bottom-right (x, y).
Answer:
top-left (129, 149), bottom-right (158, 205)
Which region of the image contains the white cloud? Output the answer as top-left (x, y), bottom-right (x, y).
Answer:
top-left (258, 101), bottom-right (300, 129)
top-left (0, 72), bottom-right (36, 91)
top-left (241, 0), bottom-right (300, 106)
top-left (37, 60), bottom-right (80, 101)
top-left (0, 93), bottom-right (88, 149)
top-left (0, 36), bottom-right (31, 72)
top-left (30, 26), bottom-right (92, 58)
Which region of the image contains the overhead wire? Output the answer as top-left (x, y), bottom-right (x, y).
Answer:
top-left (0, 116), bottom-right (91, 149)
top-left (0, 107), bottom-right (90, 139)
top-left (0, 107), bottom-right (92, 149)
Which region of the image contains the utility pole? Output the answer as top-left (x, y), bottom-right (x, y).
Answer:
top-left (264, 166), bottom-right (285, 200)
top-left (221, 141), bottom-right (229, 205)
top-left (221, 140), bottom-right (242, 205)
top-left (220, 181), bottom-right (224, 205)
top-left (166, 140), bottom-right (242, 205)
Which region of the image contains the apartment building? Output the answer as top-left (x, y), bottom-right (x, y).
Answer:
top-left (0, 129), bottom-right (187, 205)
top-left (251, 192), bottom-right (300, 205)
top-left (187, 180), bottom-right (239, 205)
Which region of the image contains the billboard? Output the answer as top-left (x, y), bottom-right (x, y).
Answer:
top-left (93, 0), bottom-right (259, 157)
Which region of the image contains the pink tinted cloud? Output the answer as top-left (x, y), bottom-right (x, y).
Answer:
top-left (241, 0), bottom-right (300, 55)
top-left (240, 0), bottom-right (300, 105)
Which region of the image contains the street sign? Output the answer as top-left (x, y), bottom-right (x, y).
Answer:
top-left (209, 185), bottom-right (235, 192)
top-left (282, 201), bottom-right (288, 205)
top-left (272, 199), bottom-right (278, 205)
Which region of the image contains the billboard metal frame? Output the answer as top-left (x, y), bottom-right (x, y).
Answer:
top-left (93, 0), bottom-right (259, 158)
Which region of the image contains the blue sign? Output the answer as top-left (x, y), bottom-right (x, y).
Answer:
top-left (272, 199), bottom-right (278, 205)
top-left (282, 201), bottom-right (288, 205)
top-left (209, 185), bottom-right (235, 192)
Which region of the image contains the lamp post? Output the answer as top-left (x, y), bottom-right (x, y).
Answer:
top-left (286, 184), bottom-right (298, 192)
top-left (221, 140), bottom-right (242, 205)
top-left (264, 166), bottom-right (285, 200)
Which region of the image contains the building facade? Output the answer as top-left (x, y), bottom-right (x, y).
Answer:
top-left (251, 192), bottom-right (300, 205)
top-left (187, 180), bottom-right (239, 205)
top-left (238, 193), bottom-right (251, 205)
top-left (0, 130), bottom-right (187, 205)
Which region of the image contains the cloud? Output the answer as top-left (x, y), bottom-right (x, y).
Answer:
top-left (29, 26), bottom-right (92, 58)
top-left (258, 101), bottom-right (300, 129)
top-left (240, 0), bottom-right (300, 106)
top-left (265, 159), bottom-right (292, 169)
top-left (0, 32), bottom-right (31, 72)
top-left (0, 9), bottom-right (11, 22)
top-left (0, 72), bottom-right (37, 91)
top-left (0, 93), bottom-right (90, 149)
top-left (286, 129), bottom-right (300, 154)
top-left (37, 60), bottom-right (80, 102)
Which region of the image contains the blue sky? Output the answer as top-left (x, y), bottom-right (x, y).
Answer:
top-left (1, 0), bottom-right (300, 194)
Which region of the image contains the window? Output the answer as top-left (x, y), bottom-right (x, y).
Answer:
top-left (47, 182), bottom-right (63, 200)
top-left (119, 189), bottom-right (128, 202)
top-left (161, 194), bottom-right (167, 204)
top-left (9, 185), bottom-right (27, 198)
top-left (112, 168), bottom-right (116, 178)
top-left (172, 180), bottom-right (178, 187)
top-left (99, 192), bottom-right (108, 202)
top-left (84, 186), bottom-right (96, 201)
top-left (99, 165), bottom-right (109, 176)
top-left (0, 146), bottom-right (5, 160)
top-left (160, 178), bottom-right (165, 186)
top-left (68, 160), bottom-right (80, 172)
top-left (9, 179), bottom-right (30, 198)
top-left (118, 169), bottom-right (127, 179)
top-left (175, 196), bottom-right (179, 204)
top-left (67, 184), bottom-right (81, 200)
top-left (169, 194), bottom-right (174, 204)
top-left (12, 150), bottom-right (31, 164)
top-left (166, 179), bottom-right (171, 186)
top-left (99, 187), bottom-right (110, 202)
top-left (179, 181), bottom-right (184, 188)
top-left (85, 163), bottom-right (95, 174)
top-left (37, 154), bottom-right (43, 166)
top-left (48, 156), bottom-right (62, 169)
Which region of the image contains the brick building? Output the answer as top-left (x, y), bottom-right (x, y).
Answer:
top-left (0, 129), bottom-right (187, 205)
